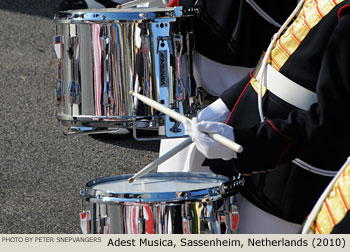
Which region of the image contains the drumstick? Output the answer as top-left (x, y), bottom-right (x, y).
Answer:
top-left (129, 90), bottom-right (243, 153)
top-left (128, 137), bottom-right (193, 183)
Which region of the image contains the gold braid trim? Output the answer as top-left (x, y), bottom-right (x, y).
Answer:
top-left (270, 0), bottom-right (344, 70)
top-left (311, 163), bottom-right (350, 234)
top-left (250, 77), bottom-right (267, 97)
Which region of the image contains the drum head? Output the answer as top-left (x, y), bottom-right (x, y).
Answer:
top-left (84, 172), bottom-right (230, 202)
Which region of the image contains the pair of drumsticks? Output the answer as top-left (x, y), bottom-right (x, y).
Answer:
top-left (128, 91), bottom-right (243, 183)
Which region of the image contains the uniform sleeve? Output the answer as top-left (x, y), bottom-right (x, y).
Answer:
top-left (220, 73), bottom-right (253, 110)
top-left (233, 14), bottom-right (350, 173)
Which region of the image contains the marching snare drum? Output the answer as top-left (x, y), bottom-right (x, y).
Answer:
top-left (54, 7), bottom-right (201, 138)
top-left (80, 172), bottom-right (244, 234)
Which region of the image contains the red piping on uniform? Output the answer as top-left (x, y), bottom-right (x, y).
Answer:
top-left (271, 57), bottom-right (281, 70)
top-left (168, 0), bottom-right (179, 7)
top-left (210, 73), bottom-right (252, 170)
top-left (303, 13), bottom-right (312, 30)
top-left (315, 222), bottom-right (322, 234)
top-left (266, 120), bottom-right (294, 167)
top-left (325, 200), bottom-right (337, 226)
top-left (224, 73), bottom-right (295, 167)
top-left (316, 3), bottom-right (324, 18)
top-left (337, 184), bottom-right (349, 211)
top-left (278, 39), bottom-right (291, 56)
top-left (291, 27), bottom-right (301, 43)
top-left (337, 5), bottom-right (350, 20)
top-left (225, 72), bottom-right (253, 124)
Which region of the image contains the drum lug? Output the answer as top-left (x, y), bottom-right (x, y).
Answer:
top-left (67, 34), bottom-right (81, 107)
top-left (54, 35), bottom-right (65, 107)
top-left (67, 36), bottom-right (79, 60)
top-left (101, 25), bottom-right (113, 115)
top-left (103, 81), bottom-right (114, 114)
top-left (220, 196), bottom-right (239, 234)
top-left (54, 35), bottom-right (64, 59)
top-left (79, 210), bottom-right (91, 234)
top-left (181, 203), bottom-right (193, 234)
top-left (68, 80), bottom-right (81, 105)
top-left (165, 104), bottom-right (185, 137)
top-left (173, 34), bottom-right (185, 102)
top-left (56, 80), bottom-right (65, 104)
top-left (186, 31), bottom-right (197, 99)
top-left (141, 34), bottom-right (152, 112)
top-left (137, 208), bottom-right (146, 234)
top-left (200, 203), bottom-right (221, 234)
top-left (229, 204), bottom-right (239, 233)
top-left (156, 36), bottom-right (173, 55)
top-left (99, 216), bottom-right (110, 234)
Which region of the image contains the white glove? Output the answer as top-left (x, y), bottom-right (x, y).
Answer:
top-left (184, 119), bottom-right (237, 160)
top-left (198, 98), bottom-right (231, 123)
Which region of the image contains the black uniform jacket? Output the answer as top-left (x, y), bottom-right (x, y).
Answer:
top-left (211, 0), bottom-right (350, 224)
top-left (182, 0), bottom-right (297, 66)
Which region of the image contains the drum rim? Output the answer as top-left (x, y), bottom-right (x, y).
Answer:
top-left (81, 172), bottom-right (235, 203)
top-left (54, 7), bottom-right (182, 23)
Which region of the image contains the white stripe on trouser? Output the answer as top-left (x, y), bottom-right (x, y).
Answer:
top-left (236, 193), bottom-right (302, 234)
top-left (193, 52), bottom-right (252, 97)
top-left (292, 158), bottom-right (338, 177)
top-left (85, 0), bottom-right (105, 8)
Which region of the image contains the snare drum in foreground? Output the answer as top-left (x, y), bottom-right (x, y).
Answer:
top-left (80, 172), bottom-right (244, 234)
top-left (54, 7), bottom-right (201, 138)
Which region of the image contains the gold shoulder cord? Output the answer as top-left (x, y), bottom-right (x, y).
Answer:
top-left (270, 0), bottom-right (344, 70)
top-left (311, 163), bottom-right (350, 233)
top-left (251, 0), bottom-right (344, 95)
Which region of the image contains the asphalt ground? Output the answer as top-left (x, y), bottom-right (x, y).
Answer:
top-left (0, 0), bottom-right (160, 233)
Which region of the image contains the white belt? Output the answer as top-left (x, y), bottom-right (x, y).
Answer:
top-left (264, 66), bottom-right (336, 177)
top-left (265, 64), bottom-right (317, 110)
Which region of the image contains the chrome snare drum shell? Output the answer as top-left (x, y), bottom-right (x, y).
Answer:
top-left (53, 7), bottom-right (198, 137)
top-left (80, 172), bottom-right (244, 234)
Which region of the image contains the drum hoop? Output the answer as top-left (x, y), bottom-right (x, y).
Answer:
top-left (57, 114), bottom-right (160, 121)
top-left (54, 7), bottom-right (184, 24)
top-left (82, 172), bottom-right (236, 203)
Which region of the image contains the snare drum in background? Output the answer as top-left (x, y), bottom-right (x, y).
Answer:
top-left (79, 172), bottom-right (244, 234)
top-left (54, 7), bottom-right (202, 138)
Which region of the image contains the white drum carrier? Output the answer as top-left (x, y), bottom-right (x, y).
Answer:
top-left (80, 172), bottom-right (244, 234)
top-left (54, 7), bottom-right (205, 139)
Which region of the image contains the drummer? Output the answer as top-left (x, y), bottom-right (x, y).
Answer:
top-left (183, 0), bottom-right (350, 234)
top-left (158, 0), bottom-right (298, 172)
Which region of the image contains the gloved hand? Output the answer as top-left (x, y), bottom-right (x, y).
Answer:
top-left (197, 98), bottom-right (231, 123)
top-left (184, 119), bottom-right (237, 161)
